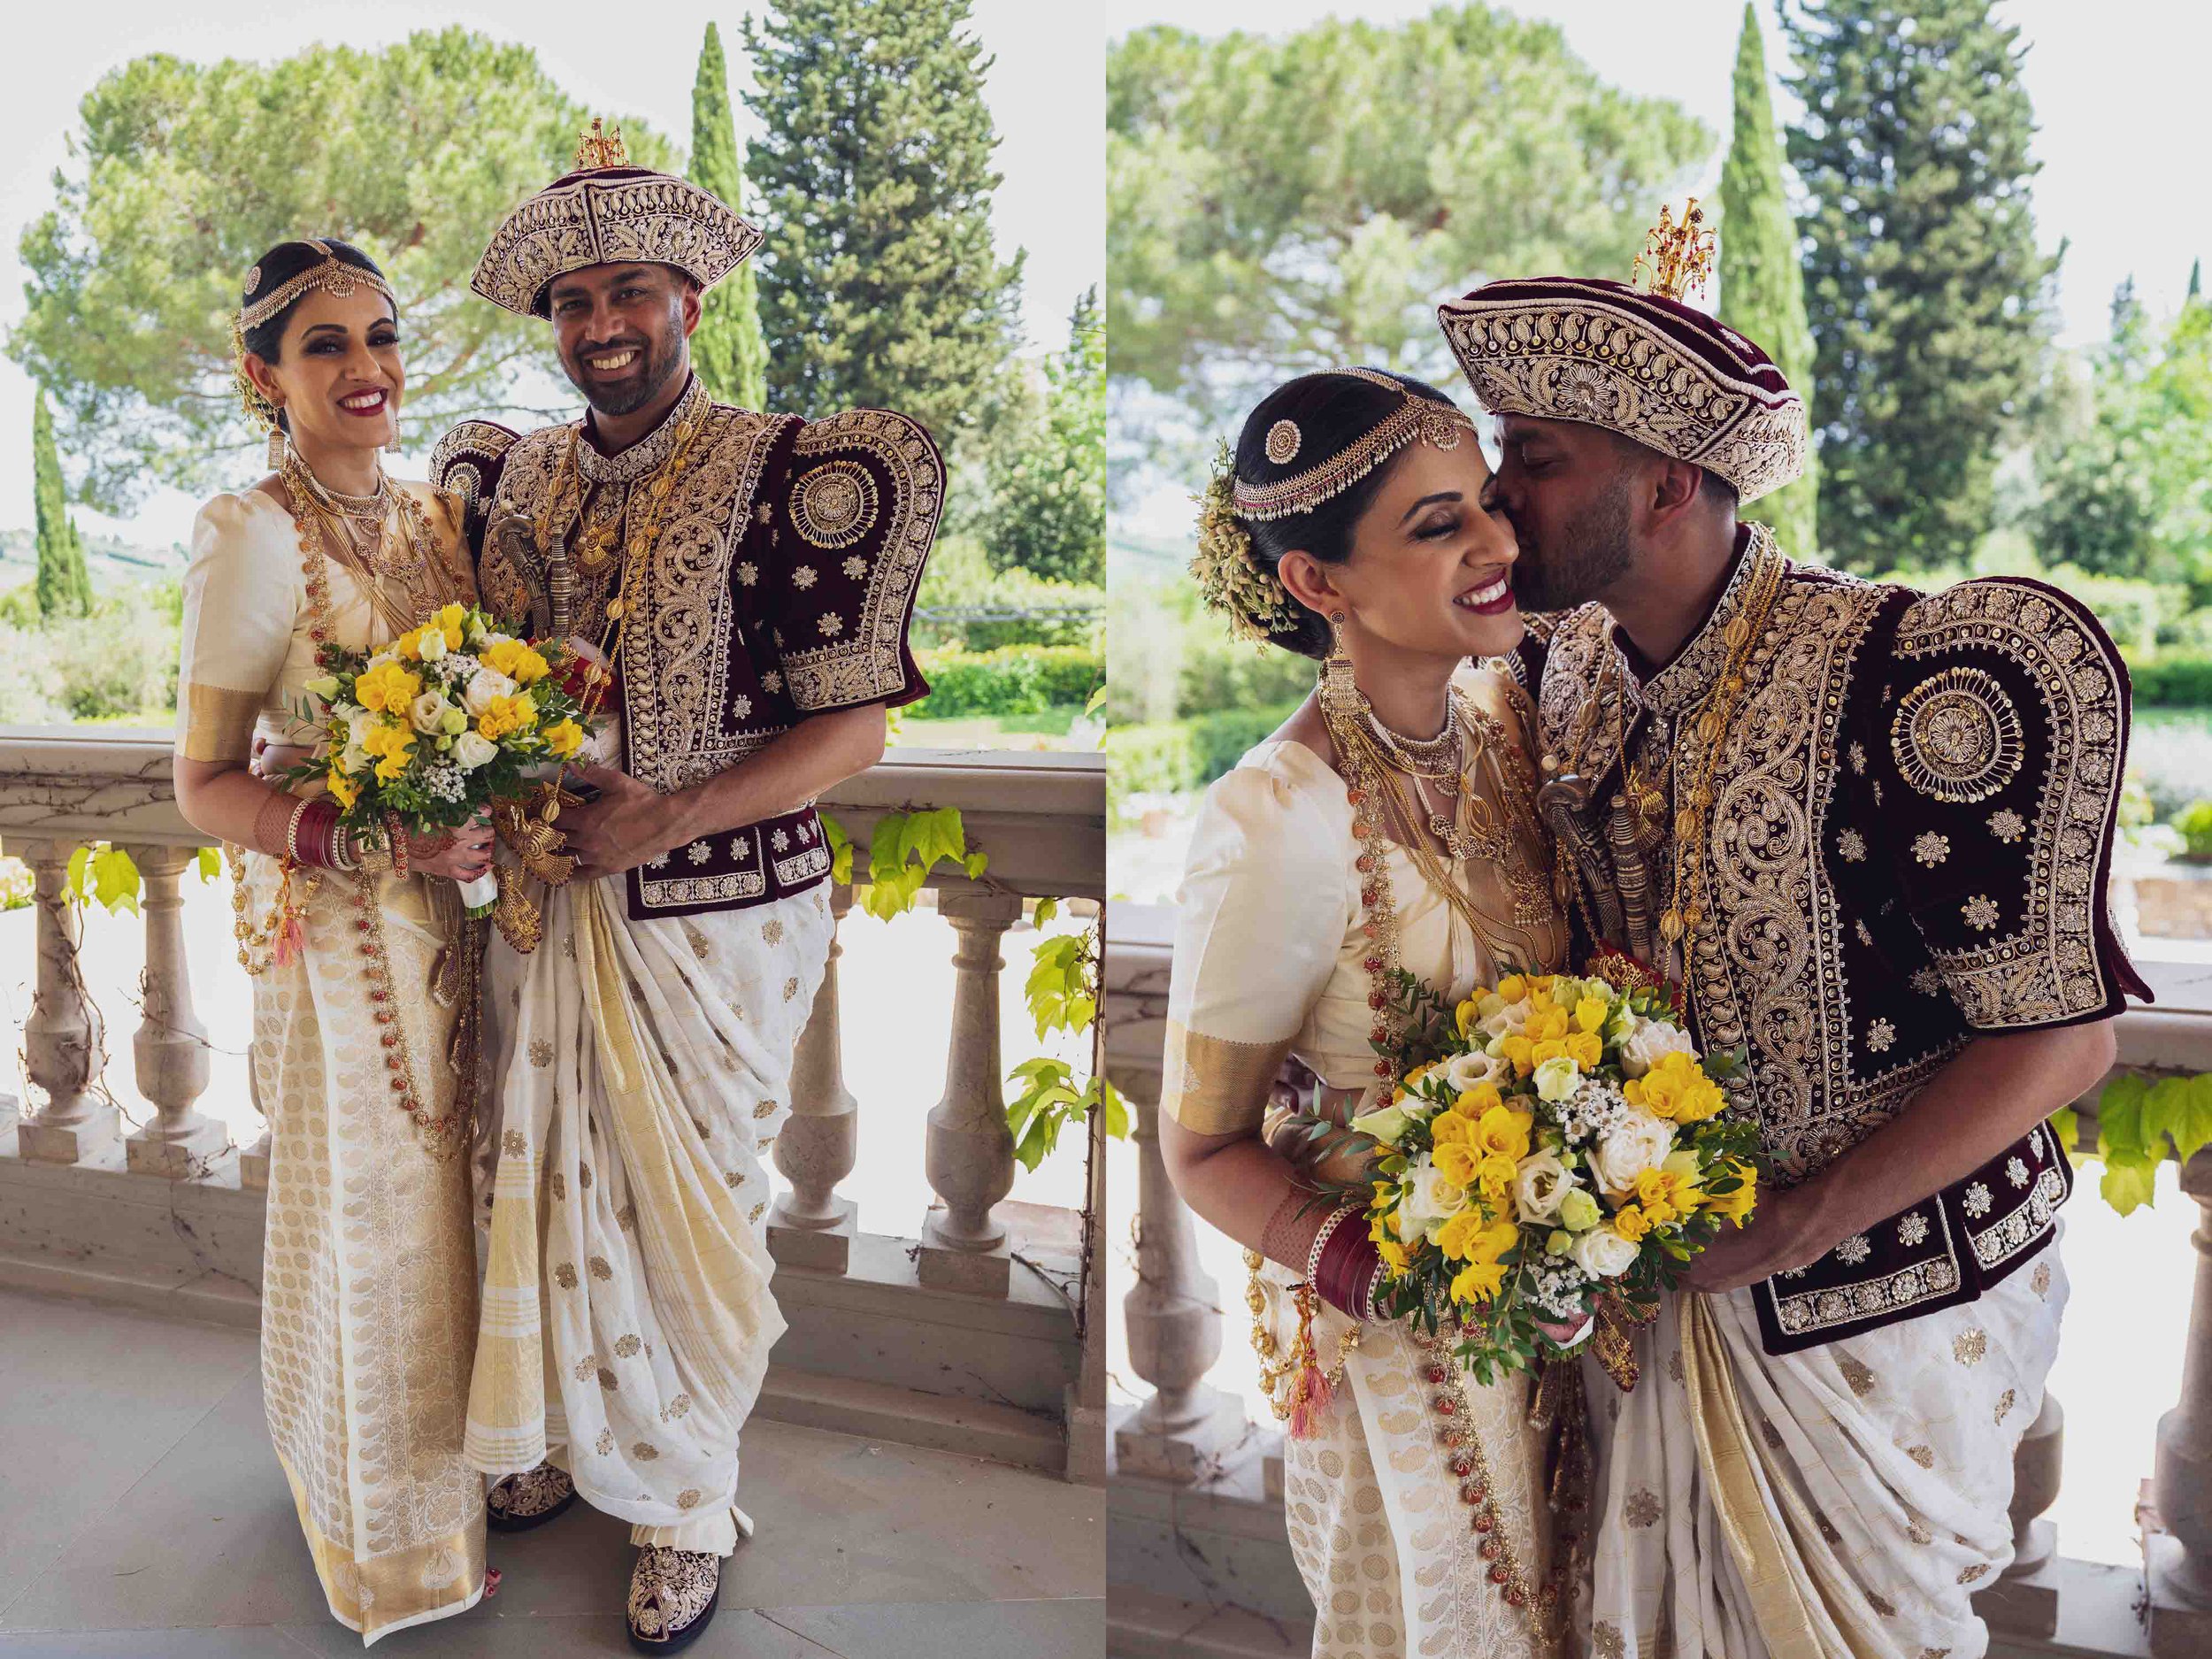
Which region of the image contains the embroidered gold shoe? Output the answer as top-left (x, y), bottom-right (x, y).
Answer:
top-left (626, 1545), bottom-right (721, 1653)
top-left (486, 1462), bottom-right (578, 1533)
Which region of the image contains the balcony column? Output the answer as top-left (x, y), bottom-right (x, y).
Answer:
top-left (770, 883), bottom-right (860, 1272)
top-left (918, 887), bottom-right (1025, 1296)
top-left (1113, 1068), bottom-right (1253, 1482)
top-left (123, 846), bottom-right (227, 1176)
top-left (2148, 1145), bottom-right (2212, 1654)
top-left (16, 840), bottom-right (116, 1164)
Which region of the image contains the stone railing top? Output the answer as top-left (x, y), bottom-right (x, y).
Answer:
top-left (0, 728), bottom-right (1103, 901)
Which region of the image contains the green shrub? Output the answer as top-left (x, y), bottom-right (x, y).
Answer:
top-left (913, 534), bottom-right (1102, 651)
top-left (2177, 799), bottom-right (2212, 861)
top-left (910, 644), bottom-right (1103, 718)
top-left (0, 585), bottom-right (180, 724)
top-left (1104, 699), bottom-right (1303, 800)
top-left (2130, 655), bottom-right (2212, 706)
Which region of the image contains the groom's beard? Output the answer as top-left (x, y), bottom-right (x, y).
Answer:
top-left (1506, 472), bottom-right (1637, 611)
top-left (565, 311), bottom-right (687, 418)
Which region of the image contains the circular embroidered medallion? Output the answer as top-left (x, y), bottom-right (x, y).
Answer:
top-left (790, 458), bottom-right (877, 550)
top-left (1263, 419), bottom-right (1301, 465)
top-left (1890, 664), bottom-right (2024, 803)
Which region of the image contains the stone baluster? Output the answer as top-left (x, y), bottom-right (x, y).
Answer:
top-left (16, 841), bottom-right (116, 1164)
top-left (123, 847), bottom-right (228, 1177)
top-left (1114, 1070), bottom-right (1253, 1481)
top-left (2148, 1145), bottom-right (2212, 1655)
top-left (770, 884), bottom-right (860, 1272)
top-left (1975, 1391), bottom-right (2062, 1638)
top-left (918, 888), bottom-right (1024, 1295)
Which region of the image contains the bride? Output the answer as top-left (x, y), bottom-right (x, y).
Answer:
top-left (1162, 367), bottom-right (1580, 1659)
top-left (171, 237), bottom-right (495, 1642)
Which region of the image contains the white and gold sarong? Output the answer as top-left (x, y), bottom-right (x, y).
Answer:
top-left (465, 875), bottom-right (829, 1548)
top-left (1584, 1248), bottom-right (2068, 1659)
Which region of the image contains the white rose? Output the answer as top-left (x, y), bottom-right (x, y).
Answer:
top-left (463, 666), bottom-right (518, 714)
top-left (347, 712), bottom-right (381, 750)
top-left (1511, 1150), bottom-right (1574, 1224)
top-left (1398, 1158), bottom-right (1470, 1240)
top-left (409, 691), bottom-right (455, 735)
top-left (1440, 1048), bottom-right (1511, 1094)
top-left (450, 731), bottom-right (500, 770)
top-left (1350, 1102), bottom-right (1411, 1147)
top-left (1590, 1107), bottom-right (1677, 1198)
top-left (417, 626), bottom-right (447, 663)
top-left (303, 674), bottom-right (341, 701)
top-left (1480, 1002), bottom-right (1531, 1040)
top-left (1533, 1055), bottom-right (1582, 1102)
top-left (1619, 1018), bottom-right (1698, 1079)
top-left (1571, 1225), bottom-right (1640, 1280)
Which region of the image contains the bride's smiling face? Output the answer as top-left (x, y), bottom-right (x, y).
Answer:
top-left (242, 287), bottom-right (403, 459)
top-left (1278, 439), bottom-right (1523, 662)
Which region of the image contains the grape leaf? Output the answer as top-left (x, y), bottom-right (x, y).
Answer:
top-left (2101, 1154), bottom-right (2160, 1217)
top-left (195, 846), bottom-right (221, 881)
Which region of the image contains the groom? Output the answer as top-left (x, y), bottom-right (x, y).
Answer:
top-left (432, 120), bottom-right (940, 1651)
top-left (1436, 228), bottom-right (2145, 1658)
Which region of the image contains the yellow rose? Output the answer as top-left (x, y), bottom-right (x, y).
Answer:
top-left (326, 767), bottom-right (358, 810)
top-left (475, 694), bottom-right (539, 742)
top-left (1575, 995), bottom-right (1610, 1034)
top-left (1455, 1082), bottom-right (1504, 1118)
top-left (358, 721), bottom-right (416, 782)
top-left (1566, 1030), bottom-right (1604, 1069)
top-left (484, 638), bottom-right (550, 685)
top-left (391, 625), bottom-right (426, 661)
top-left (1449, 1259), bottom-right (1506, 1305)
top-left (1674, 1079), bottom-right (1728, 1124)
top-left (1432, 1141), bottom-right (1479, 1187)
top-left (1465, 1215), bottom-right (1519, 1264)
top-left (1473, 1103), bottom-right (1533, 1162)
top-left (354, 661), bottom-right (423, 715)
top-left (1434, 1208), bottom-right (1487, 1262)
top-left (1404, 1063), bottom-right (1433, 1088)
top-left (543, 718), bottom-right (585, 759)
top-left (1530, 1037), bottom-right (1567, 1069)
top-left (1635, 1166), bottom-right (1702, 1225)
top-left (1611, 1203), bottom-right (1652, 1243)
top-left (1527, 1005), bottom-right (1570, 1043)
top-left (1476, 1153), bottom-right (1518, 1203)
top-left (1430, 1112), bottom-right (1473, 1148)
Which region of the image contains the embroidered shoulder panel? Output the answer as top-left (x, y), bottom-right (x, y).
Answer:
top-left (1885, 577), bottom-right (2132, 1029)
top-left (771, 409), bottom-right (943, 713)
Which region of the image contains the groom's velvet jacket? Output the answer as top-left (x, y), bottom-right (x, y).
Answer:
top-left (1504, 525), bottom-right (2149, 1354)
top-left (432, 376), bottom-right (939, 920)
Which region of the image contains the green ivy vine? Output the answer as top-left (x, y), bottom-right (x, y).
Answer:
top-left (2055, 1071), bottom-right (2212, 1217)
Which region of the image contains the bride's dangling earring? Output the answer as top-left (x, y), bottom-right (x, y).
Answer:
top-left (1319, 611), bottom-right (1357, 721)
top-left (267, 416), bottom-right (288, 472)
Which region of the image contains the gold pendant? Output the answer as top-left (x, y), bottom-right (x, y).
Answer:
top-left (1660, 910), bottom-right (1685, 942)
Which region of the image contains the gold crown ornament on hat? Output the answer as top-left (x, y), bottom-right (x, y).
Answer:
top-left (573, 118), bottom-right (629, 172)
top-left (1632, 197), bottom-right (1715, 303)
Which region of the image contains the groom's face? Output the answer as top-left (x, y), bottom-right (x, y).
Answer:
top-left (547, 263), bottom-right (700, 417)
top-left (1483, 415), bottom-right (1642, 611)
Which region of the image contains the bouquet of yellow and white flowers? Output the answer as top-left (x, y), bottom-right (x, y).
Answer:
top-left (280, 603), bottom-right (601, 917)
top-left (1348, 965), bottom-right (1763, 1382)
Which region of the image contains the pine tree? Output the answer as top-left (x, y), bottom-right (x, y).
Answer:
top-left (688, 23), bottom-right (769, 410)
top-left (983, 289), bottom-right (1105, 584)
top-left (1718, 4), bottom-right (1818, 557)
top-left (1782, 0), bottom-right (2055, 573)
top-left (740, 0), bottom-right (1023, 457)
top-left (32, 388), bottom-right (93, 620)
top-left (2189, 257), bottom-right (2202, 305)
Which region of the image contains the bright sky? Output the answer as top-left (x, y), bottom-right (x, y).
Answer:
top-left (0, 1), bottom-right (1103, 549)
top-left (1108, 0), bottom-right (2209, 536)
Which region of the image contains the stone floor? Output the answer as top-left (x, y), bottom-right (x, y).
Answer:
top-left (0, 1287), bottom-right (1103, 1657)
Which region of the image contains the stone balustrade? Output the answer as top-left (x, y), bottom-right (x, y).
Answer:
top-left (1103, 896), bottom-right (2212, 1655)
top-left (0, 727), bottom-right (1106, 1476)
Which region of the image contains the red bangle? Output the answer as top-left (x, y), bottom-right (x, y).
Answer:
top-left (1314, 1214), bottom-right (1382, 1319)
top-left (292, 799), bottom-right (340, 869)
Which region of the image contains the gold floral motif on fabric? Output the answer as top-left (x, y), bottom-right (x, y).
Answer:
top-left (1891, 664), bottom-right (2025, 804)
top-left (1894, 580), bottom-right (2124, 1027)
top-left (778, 409), bottom-right (940, 712)
top-left (789, 458), bottom-right (878, 549)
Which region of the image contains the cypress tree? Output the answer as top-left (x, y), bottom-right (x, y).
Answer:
top-left (688, 23), bottom-right (770, 410)
top-left (2189, 257), bottom-right (2202, 305)
top-left (983, 289), bottom-right (1105, 584)
top-left (740, 0), bottom-right (1024, 457)
top-left (32, 388), bottom-right (93, 620)
top-left (1783, 0), bottom-right (2055, 573)
top-left (1718, 3), bottom-right (1818, 557)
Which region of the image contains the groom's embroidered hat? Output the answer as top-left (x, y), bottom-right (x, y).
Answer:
top-left (472, 119), bottom-right (764, 319)
top-left (1436, 199), bottom-right (1808, 503)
